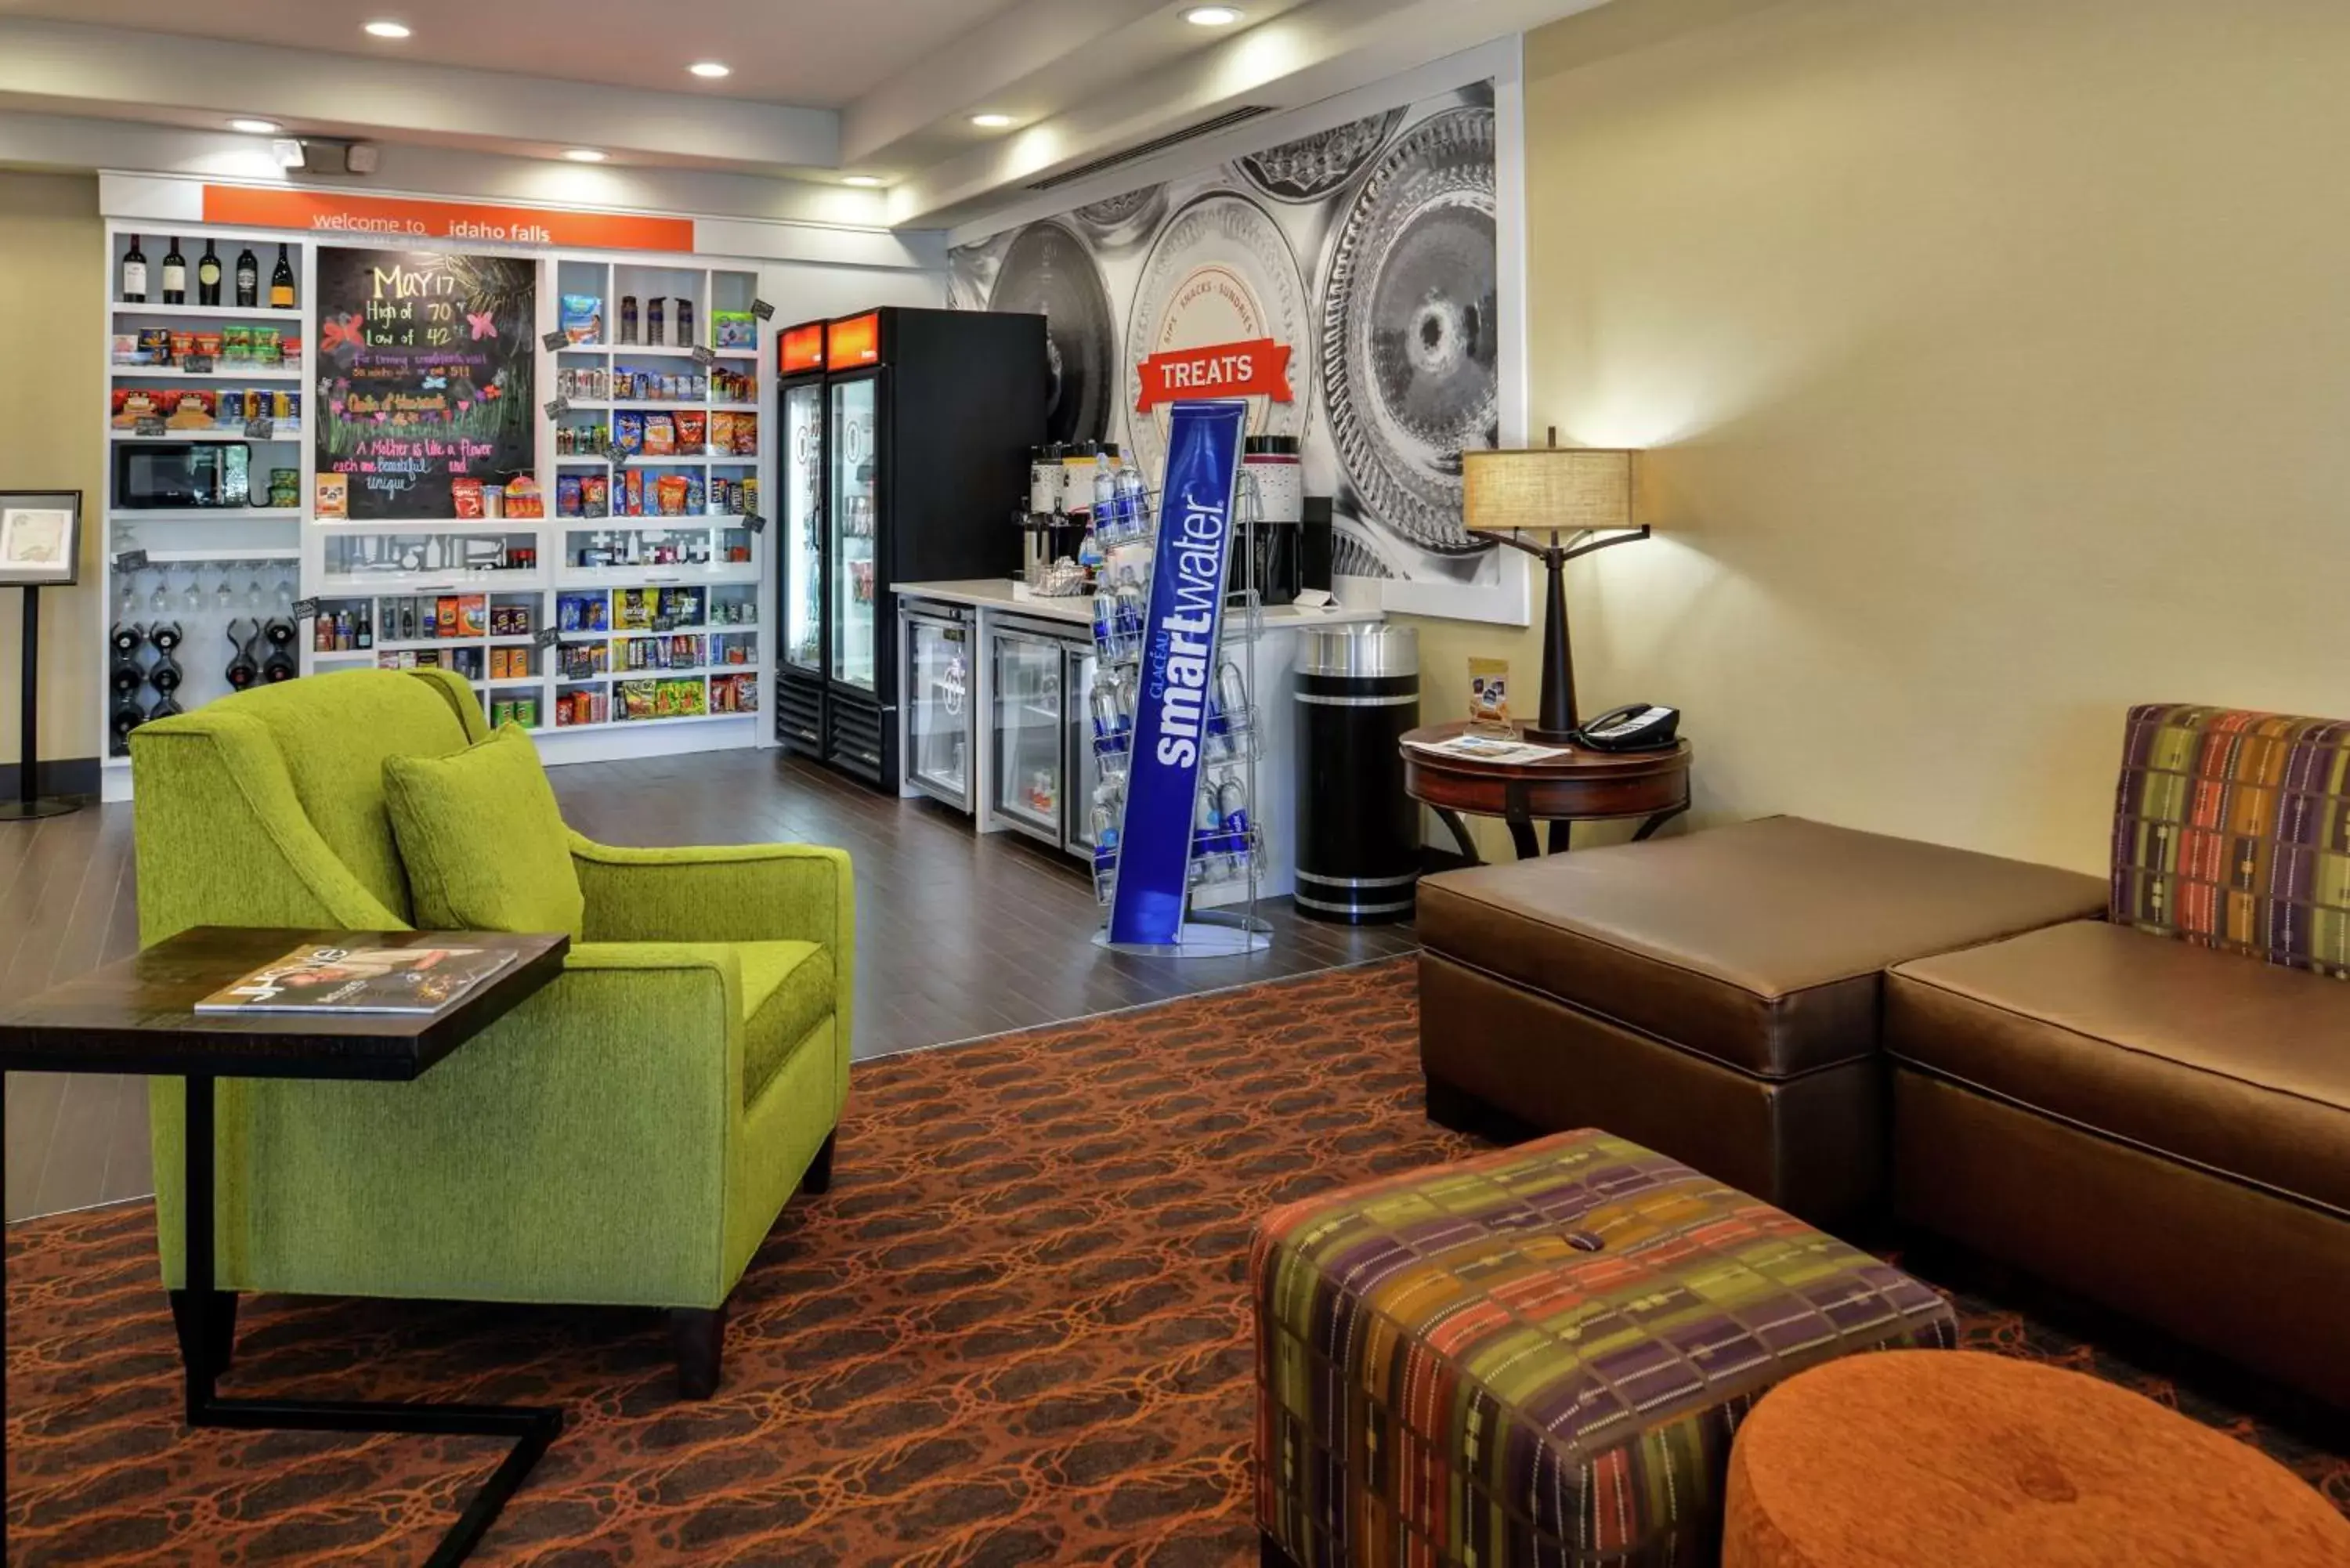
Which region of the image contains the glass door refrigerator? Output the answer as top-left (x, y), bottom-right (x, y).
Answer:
top-left (774, 320), bottom-right (830, 757)
top-left (813, 307), bottom-right (1047, 789)
top-left (902, 600), bottom-right (976, 810)
top-left (991, 623), bottom-right (1067, 847)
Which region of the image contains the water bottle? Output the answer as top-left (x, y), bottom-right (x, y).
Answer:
top-left (1090, 667), bottom-right (1127, 751)
top-left (1090, 779), bottom-right (1123, 873)
top-left (1217, 767), bottom-right (1252, 855)
top-left (1114, 566), bottom-right (1147, 644)
top-left (1093, 453), bottom-right (1120, 542)
top-left (1112, 667), bottom-right (1139, 736)
top-left (1116, 464), bottom-right (1152, 539)
top-left (1194, 786), bottom-right (1224, 873)
top-left (1213, 659), bottom-right (1249, 734)
top-left (1078, 519), bottom-right (1104, 574)
top-left (1092, 580), bottom-right (1119, 649)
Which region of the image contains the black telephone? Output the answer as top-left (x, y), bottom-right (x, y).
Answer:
top-left (1576, 703), bottom-right (1682, 752)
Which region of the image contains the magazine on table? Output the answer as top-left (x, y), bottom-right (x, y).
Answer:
top-left (194, 945), bottom-right (519, 1016)
top-left (1405, 732), bottom-right (1574, 766)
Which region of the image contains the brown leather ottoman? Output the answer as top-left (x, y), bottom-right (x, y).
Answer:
top-left (1417, 816), bottom-right (2105, 1227)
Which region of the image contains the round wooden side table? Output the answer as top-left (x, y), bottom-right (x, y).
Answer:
top-left (1399, 721), bottom-right (1693, 862)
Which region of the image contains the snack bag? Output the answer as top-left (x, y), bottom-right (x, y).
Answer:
top-left (614, 410), bottom-right (645, 454)
top-left (709, 411), bottom-right (736, 455)
top-left (622, 468), bottom-right (645, 517)
top-left (452, 477), bottom-right (486, 519)
top-left (656, 475), bottom-right (690, 517)
top-left (674, 410), bottom-right (707, 453)
top-left (582, 474), bottom-right (609, 518)
top-left (557, 474), bottom-right (583, 518)
top-left (642, 414), bottom-right (676, 457)
top-left (731, 412), bottom-right (759, 454)
top-left (314, 473), bottom-right (349, 519)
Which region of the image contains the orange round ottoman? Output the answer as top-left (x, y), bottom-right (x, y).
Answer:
top-left (1723, 1351), bottom-right (2350, 1568)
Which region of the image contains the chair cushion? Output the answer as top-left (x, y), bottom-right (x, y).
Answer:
top-left (731, 940), bottom-right (833, 1105)
top-left (1887, 919), bottom-right (2350, 1214)
top-left (228, 669), bottom-right (475, 919)
top-left (1417, 816), bottom-right (2106, 1078)
top-left (382, 724), bottom-right (584, 938)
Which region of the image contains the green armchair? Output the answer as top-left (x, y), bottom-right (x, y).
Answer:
top-left (129, 668), bottom-right (851, 1396)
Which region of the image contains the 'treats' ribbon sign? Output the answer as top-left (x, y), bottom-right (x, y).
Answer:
top-left (1133, 338), bottom-right (1292, 413)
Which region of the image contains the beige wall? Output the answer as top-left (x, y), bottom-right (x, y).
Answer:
top-left (1405, 0), bottom-right (2350, 872)
top-left (0, 171), bottom-right (103, 771)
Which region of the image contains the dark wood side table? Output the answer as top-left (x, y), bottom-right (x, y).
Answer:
top-left (0, 927), bottom-right (571, 1566)
top-left (1401, 721), bottom-right (1693, 862)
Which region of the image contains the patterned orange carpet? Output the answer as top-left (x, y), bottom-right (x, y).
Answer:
top-left (5, 956), bottom-right (2345, 1564)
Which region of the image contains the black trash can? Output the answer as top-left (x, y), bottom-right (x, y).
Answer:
top-left (1293, 625), bottom-right (1420, 923)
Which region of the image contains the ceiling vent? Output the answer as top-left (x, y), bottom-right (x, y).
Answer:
top-left (1025, 105), bottom-right (1278, 193)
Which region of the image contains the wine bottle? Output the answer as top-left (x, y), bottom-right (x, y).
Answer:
top-left (233, 246), bottom-right (258, 308)
top-left (161, 237), bottom-right (186, 305)
top-left (269, 244), bottom-right (296, 309)
top-left (121, 234), bottom-right (147, 303)
top-left (197, 240), bottom-right (222, 306)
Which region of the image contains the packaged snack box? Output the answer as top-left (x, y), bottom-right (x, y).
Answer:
top-left (164, 390), bottom-right (217, 428)
top-left (139, 327), bottom-right (173, 363)
top-left (436, 597), bottom-right (460, 638)
top-left (110, 388), bottom-right (166, 427)
top-left (504, 477), bottom-right (544, 520)
top-left (268, 469), bottom-right (300, 508)
top-left (712, 309), bottom-right (757, 349)
top-left (515, 697), bottom-right (539, 728)
top-left (457, 596), bottom-right (488, 637)
top-left (169, 331), bottom-right (198, 363)
top-left (193, 331), bottom-right (224, 361)
top-left (314, 473), bottom-right (349, 518)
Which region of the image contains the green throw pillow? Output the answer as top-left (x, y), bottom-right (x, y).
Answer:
top-left (383, 723), bottom-right (584, 938)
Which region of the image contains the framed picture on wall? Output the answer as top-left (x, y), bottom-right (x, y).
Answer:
top-left (0, 490), bottom-right (81, 586)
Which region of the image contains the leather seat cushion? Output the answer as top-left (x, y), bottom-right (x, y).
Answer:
top-left (1887, 920), bottom-right (2350, 1215)
top-left (1418, 817), bottom-right (2106, 1078)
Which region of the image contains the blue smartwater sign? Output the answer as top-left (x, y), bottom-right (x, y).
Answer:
top-left (1108, 399), bottom-right (1249, 946)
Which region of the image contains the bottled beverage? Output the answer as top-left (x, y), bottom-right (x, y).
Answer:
top-left (121, 234), bottom-right (147, 302)
top-left (1112, 667), bottom-right (1139, 735)
top-left (1092, 453), bottom-right (1119, 541)
top-left (269, 243), bottom-right (296, 309)
top-left (1077, 518), bottom-right (1104, 578)
top-left (197, 240), bottom-right (222, 305)
top-left (355, 608), bottom-right (374, 650)
top-left (1088, 666), bottom-right (1126, 744)
top-left (647, 298), bottom-right (666, 345)
top-left (1090, 779), bottom-right (1123, 873)
top-left (234, 246), bottom-right (258, 307)
top-left (1212, 658), bottom-right (1249, 733)
top-left (1092, 580), bottom-right (1118, 650)
top-left (1115, 464), bottom-right (1152, 539)
top-left (676, 299), bottom-right (696, 349)
top-left (161, 237), bottom-right (186, 305)
top-left (1113, 566), bottom-right (1147, 642)
top-left (1217, 768), bottom-right (1251, 844)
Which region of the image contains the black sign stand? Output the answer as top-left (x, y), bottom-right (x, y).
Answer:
top-left (2, 583), bottom-right (81, 821)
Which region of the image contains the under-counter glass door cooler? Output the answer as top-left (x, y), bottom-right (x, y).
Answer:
top-left (904, 606), bottom-right (974, 810)
top-left (992, 627), bottom-right (1065, 846)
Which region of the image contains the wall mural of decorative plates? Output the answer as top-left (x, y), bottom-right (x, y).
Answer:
top-left (949, 80), bottom-right (1507, 620)
top-left (1320, 105), bottom-right (1499, 556)
top-left (988, 219), bottom-right (1116, 448)
top-left (1123, 190), bottom-right (1312, 486)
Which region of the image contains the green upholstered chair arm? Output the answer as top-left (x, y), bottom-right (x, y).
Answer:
top-left (408, 666), bottom-right (493, 742)
top-left (569, 836), bottom-right (854, 951)
top-left (156, 941), bottom-right (753, 1307)
top-left (130, 709), bottom-right (407, 945)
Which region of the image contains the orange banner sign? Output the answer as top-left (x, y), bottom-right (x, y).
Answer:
top-left (201, 186), bottom-right (695, 253)
top-left (1133, 338), bottom-right (1293, 412)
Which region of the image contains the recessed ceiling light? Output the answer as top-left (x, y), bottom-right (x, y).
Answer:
top-left (562, 148), bottom-right (606, 163)
top-left (363, 20), bottom-right (410, 38)
top-left (229, 117), bottom-right (282, 135)
top-left (688, 61), bottom-right (732, 78)
top-left (970, 113), bottom-right (1015, 128)
top-left (1183, 5), bottom-right (1244, 23)
top-left (843, 175), bottom-right (882, 186)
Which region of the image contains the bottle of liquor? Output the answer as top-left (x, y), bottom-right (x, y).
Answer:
top-left (197, 240), bottom-right (222, 306)
top-left (121, 234), bottom-right (147, 303)
top-left (161, 237), bottom-right (187, 305)
top-left (269, 243), bottom-right (296, 309)
top-left (233, 245), bottom-right (258, 308)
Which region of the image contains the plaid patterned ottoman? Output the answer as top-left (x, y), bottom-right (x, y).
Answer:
top-left (1252, 1130), bottom-right (1957, 1568)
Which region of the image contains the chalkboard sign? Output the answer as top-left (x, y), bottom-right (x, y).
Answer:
top-left (315, 247), bottom-right (536, 521)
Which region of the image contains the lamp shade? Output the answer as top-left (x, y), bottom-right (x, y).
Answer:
top-left (1462, 446), bottom-right (1636, 534)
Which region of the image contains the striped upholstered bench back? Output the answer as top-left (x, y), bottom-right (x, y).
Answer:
top-left (2112, 703), bottom-right (2350, 979)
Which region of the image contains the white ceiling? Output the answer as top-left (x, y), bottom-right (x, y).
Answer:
top-left (0, 0), bottom-right (1613, 229)
top-left (0, 0), bottom-right (1028, 105)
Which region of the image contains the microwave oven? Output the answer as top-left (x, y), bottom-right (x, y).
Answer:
top-left (114, 443), bottom-right (251, 509)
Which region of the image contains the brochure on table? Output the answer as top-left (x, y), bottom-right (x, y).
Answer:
top-left (94, 203), bottom-right (778, 800)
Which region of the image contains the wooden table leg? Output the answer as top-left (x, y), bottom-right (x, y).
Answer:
top-left (1633, 805), bottom-right (1690, 842)
top-left (1433, 807), bottom-right (1482, 867)
top-left (1506, 811), bottom-right (1542, 861)
top-left (1547, 818), bottom-right (1572, 854)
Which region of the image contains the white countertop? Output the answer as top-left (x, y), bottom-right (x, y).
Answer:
top-left (895, 578), bottom-right (1383, 630)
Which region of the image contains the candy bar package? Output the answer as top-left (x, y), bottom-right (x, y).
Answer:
top-left (452, 477), bottom-right (486, 519)
top-left (674, 410), bottom-right (708, 453)
top-left (642, 413), bottom-right (677, 457)
top-left (562, 294), bottom-right (602, 345)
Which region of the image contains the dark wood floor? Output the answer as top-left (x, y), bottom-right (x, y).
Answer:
top-left (2, 750), bottom-right (1419, 1221)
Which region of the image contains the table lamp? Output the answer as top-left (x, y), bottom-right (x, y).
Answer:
top-left (1462, 433), bottom-right (1649, 742)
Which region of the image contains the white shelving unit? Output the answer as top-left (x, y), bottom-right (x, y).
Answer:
top-left (97, 228), bottom-right (776, 800)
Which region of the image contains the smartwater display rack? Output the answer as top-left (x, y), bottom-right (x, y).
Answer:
top-left (1086, 399), bottom-right (1272, 957)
